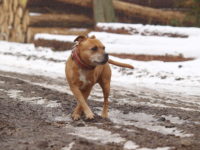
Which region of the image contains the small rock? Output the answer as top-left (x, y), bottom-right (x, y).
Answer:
top-left (175, 77), bottom-right (184, 81)
top-left (178, 65), bottom-right (183, 68)
top-left (73, 120), bottom-right (86, 127)
top-left (165, 124), bottom-right (175, 128)
top-left (158, 117), bottom-right (166, 122)
top-left (123, 110), bottom-right (129, 114)
top-left (181, 139), bottom-right (192, 146)
top-left (127, 72), bottom-right (133, 75)
top-left (161, 75), bottom-right (167, 79)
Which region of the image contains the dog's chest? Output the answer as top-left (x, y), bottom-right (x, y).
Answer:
top-left (78, 70), bottom-right (93, 89)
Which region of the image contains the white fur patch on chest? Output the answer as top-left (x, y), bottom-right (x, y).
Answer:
top-left (78, 69), bottom-right (90, 89)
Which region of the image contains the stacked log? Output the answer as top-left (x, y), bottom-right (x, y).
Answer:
top-left (29, 14), bottom-right (94, 28)
top-left (27, 27), bottom-right (90, 43)
top-left (57, 0), bottom-right (195, 25)
top-left (0, 0), bottom-right (29, 42)
top-left (120, 0), bottom-right (177, 8)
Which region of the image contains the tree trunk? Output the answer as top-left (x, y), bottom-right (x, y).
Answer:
top-left (0, 0), bottom-right (29, 42)
top-left (93, 0), bottom-right (116, 23)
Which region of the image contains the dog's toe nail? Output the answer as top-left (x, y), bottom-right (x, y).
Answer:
top-left (86, 113), bottom-right (94, 120)
top-left (72, 114), bottom-right (81, 120)
top-left (101, 114), bottom-right (108, 118)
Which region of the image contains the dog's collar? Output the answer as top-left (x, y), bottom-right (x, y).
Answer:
top-left (71, 48), bottom-right (95, 70)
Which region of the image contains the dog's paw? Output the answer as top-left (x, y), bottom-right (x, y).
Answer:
top-left (72, 113), bottom-right (81, 120)
top-left (85, 112), bottom-right (94, 120)
top-left (101, 113), bottom-right (108, 118)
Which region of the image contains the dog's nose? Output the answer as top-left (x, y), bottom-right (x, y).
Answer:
top-left (104, 53), bottom-right (109, 59)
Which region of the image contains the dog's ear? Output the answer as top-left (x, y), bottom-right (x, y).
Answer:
top-left (74, 35), bottom-right (86, 43)
top-left (90, 35), bottom-right (96, 39)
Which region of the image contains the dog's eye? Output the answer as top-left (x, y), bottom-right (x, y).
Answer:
top-left (102, 46), bottom-right (105, 50)
top-left (91, 46), bottom-right (98, 51)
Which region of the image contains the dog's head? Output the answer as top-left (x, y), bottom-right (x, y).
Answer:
top-left (74, 35), bottom-right (109, 66)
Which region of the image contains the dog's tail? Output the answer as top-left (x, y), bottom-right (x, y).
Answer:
top-left (108, 59), bottom-right (134, 69)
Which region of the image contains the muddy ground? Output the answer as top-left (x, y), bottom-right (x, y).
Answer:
top-left (0, 70), bottom-right (200, 150)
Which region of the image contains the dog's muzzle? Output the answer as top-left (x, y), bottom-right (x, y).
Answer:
top-left (100, 53), bottom-right (109, 64)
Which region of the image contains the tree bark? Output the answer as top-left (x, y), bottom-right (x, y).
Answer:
top-left (0, 0), bottom-right (29, 42)
top-left (93, 0), bottom-right (116, 23)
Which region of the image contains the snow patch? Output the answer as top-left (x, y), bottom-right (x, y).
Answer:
top-left (61, 142), bottom-right (75, 150)
top-left (161, 115), bottom-right (187, 125)
top-left (54, 115), bottom-right (72, 122)
top-left (0, 80), bottom-right (5, 84)
top-left (123, 140), bottom-right (171, 150)
top-left (67, 126), bottom-right (125, 144)
top-left (7, 89), bottom-right (61, 108)
top-left (124, 141), bottom-right (139, 149)
top-left (97, 23), bottom-right (200, 37)
top-left (138, 147), bottom-right (172, 150)
top-left (35, 33), bottom-right (76, 43)
top-left (107, 109), bottom-right (193, 137)
top-left (29, 13), bottom-right (42, 16)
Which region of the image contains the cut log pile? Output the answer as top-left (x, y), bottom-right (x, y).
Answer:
top-left (27, 0), bottom-right (195, 49)
top-left (56, 0), bottom-right (195, 25)
top-left (30, 14), bottom-right (94, 28)
top-left (27, 0), bottom-right (94, 42)
top-left (0, 0), bottom-right (29, 42)
top-left (28, 0), bottom-right (195, 27)
top-left (120, 0), bottom-right (178, 8)
top-left (0, 0), bottom-right (195, 43)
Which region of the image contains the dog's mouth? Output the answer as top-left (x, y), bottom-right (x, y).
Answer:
top-left (94, 60), bottom-right (106, 65)
top-left (92, 54), bottom-right (109, 65)
top-left (94, 58), bottom-right (108, 65)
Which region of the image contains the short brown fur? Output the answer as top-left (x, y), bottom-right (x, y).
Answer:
top-left (65, 35), bottom-right (134, 120)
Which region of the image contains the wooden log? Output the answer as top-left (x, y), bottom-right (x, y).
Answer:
top-left (113, 0), bottom-right (193, 25)
top-left (29, 14), bottom-right (94, 28)
top-left (56, 0), bottom-right (195, 25)
top-left (13, 0), bottom-right (18, 12)
top-left (27, 27), bottom-right (90, 42)
top-left (0, 0), bottom-right (29, 42)
top-left (57, 0), bottom-right (92, 7)
top-left (34, 38), bottom-right (75, 51)
top-left (120, 0), bottom-right (177, 8)
top-left (22, 10), bottom-right (29, 31)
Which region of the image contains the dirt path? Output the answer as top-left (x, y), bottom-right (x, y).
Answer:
top-left (0, 71), bottom-right (200, 150)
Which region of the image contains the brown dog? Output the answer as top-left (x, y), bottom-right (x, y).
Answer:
top-left (65, 35), bottom-right (134, 120)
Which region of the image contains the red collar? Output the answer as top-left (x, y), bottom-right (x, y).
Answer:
top-left (71, 48), bottom-right (95, 70)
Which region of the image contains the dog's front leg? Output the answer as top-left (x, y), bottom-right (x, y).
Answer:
top-left (70, 86), bottom-right (94, 120)
top-left (72, 104), bottom-right (82, 120)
